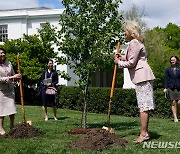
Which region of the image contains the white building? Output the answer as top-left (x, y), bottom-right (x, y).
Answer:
top-left (0, 7), bottom-right (133, 88)
top-left (0, 7), bottom-right (78, 86)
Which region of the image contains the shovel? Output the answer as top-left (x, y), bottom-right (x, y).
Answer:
top-left (17, 54), bottom-right (32, 125)
top-left (102, 42), bottom-right (120, 133)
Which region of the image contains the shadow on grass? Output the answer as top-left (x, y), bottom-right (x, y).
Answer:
top-left (88, 121), bottom-right (139, 131)
top-left (127, 131), bottom-right (161, 140)
top-left (48, 116), bottom-right (70, 121)
top-left (148, 131), bottom-right (161, 140)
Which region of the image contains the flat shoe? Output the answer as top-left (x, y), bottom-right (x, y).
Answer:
top-left (134, 134), bottom-right (150, 144)
top-left (54, 117), bottom-right (58, 120)
top-left (0, 131), bottom-right (5, 135)
top-left (174, 119), bottom-right (178, 122)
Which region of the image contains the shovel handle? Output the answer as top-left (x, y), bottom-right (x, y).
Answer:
top-left (110, 42), bottom-right (120, 99)
top-left (107, 42), bottom-right (120, 127)
top-left (17, 54), bottom-right (26, 122)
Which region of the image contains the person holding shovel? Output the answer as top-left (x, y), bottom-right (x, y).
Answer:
top-left (164, 56), bottom-right (180, 122)
top-left (0, 48), bottom-right (22, 135)
top-left (40, 59), bottom-right (58, 121)
top-left (114, 21), bottom-right (155, 143)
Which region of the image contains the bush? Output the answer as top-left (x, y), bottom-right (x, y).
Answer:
top-left (57, 86), bottom-right (83, 111)
top-left (57, 86), bottom-right (172, 118)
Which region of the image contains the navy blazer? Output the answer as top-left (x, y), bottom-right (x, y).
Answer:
top-left (41, 69), bottom-right (58, 88)
top-left (164, 66), bottom-right (180, 90)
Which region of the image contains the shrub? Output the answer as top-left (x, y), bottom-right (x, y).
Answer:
top-left (57, 86), bottom-right (172, 118)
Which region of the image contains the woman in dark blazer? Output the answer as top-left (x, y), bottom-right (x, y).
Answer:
top-left (41, 59), bottom-right (58, 121)
top-left (164, 56), bottom-right (180, 122)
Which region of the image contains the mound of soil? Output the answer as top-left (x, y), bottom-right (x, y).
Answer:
top-left (3, 122), bottom-right (44, 139)
top-left (69, 128), bottom-right (128, 151)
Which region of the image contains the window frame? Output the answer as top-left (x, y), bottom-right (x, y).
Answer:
top-left (0, 25), bottom-right (8, 42)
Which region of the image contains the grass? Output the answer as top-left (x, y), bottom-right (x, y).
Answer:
top-left (0, 104), bottom-right (180, 154)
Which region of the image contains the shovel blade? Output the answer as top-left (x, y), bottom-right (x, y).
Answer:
top-left (27, 120), bottom-right (32, 125)
top-left (102, 126), bottom-right (115, 133)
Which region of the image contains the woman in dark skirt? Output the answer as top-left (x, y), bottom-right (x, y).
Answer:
top-left (41, 59), bottom-right (58, 121)
top-left (164, 56), bottom-right (180, 122)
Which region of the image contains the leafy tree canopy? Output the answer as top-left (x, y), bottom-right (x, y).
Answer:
top-left (58, 0), bottom-right (124, 88)
top-left (144, 24), bottom-right (180, 89)
top-left (163, 23), bottom-right (180, 50)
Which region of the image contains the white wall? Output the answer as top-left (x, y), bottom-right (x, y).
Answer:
top-left (0, 19), bottom-right (25, 38)
top-left (27, 17), bottom-right (61, 35)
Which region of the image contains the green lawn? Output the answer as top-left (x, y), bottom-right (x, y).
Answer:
top-left (0, 105), bottom-right (180, 154)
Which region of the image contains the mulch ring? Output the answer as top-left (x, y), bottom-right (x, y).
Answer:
top-left (68, 128), bottom-right (128, 151)
top-left (1, 122), bottom-right (44, 139)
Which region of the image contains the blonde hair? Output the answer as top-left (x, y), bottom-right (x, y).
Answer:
top-left (125, 21), bottom-right (144, 42)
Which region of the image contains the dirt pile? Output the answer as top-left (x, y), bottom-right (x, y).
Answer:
top-left (3, 122), bottom-right (44, 138)
top-left (69, 128), bottom-right (128, 151)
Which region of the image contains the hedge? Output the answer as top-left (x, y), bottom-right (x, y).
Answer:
top-left (57, 86), bottom-right (172, 118)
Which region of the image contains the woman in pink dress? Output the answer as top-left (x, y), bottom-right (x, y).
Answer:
top-left (114, 21), bottom-right (155, 143)
top-left (0, 48), bottom-right (21, 135)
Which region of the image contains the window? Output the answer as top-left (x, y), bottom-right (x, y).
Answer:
top-left (0, 25), bottom-right (8, 42)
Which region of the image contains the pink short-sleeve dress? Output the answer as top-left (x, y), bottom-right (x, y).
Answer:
top-left (0, 61), bottom-right (17, 116)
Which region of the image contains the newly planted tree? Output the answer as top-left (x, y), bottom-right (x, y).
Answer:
top-left (58, 0), bottom-right (124, 128)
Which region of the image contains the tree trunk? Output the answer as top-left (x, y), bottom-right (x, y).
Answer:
top-left (81, 72), bottom-right (90, 129)
top-left (81, 89), bottom-right (87, 128)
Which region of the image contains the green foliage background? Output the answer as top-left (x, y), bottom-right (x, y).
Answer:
top-left (145, 23), bottom-right (180, 89)
top-left (57, 86), bottom-right (171, 118)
